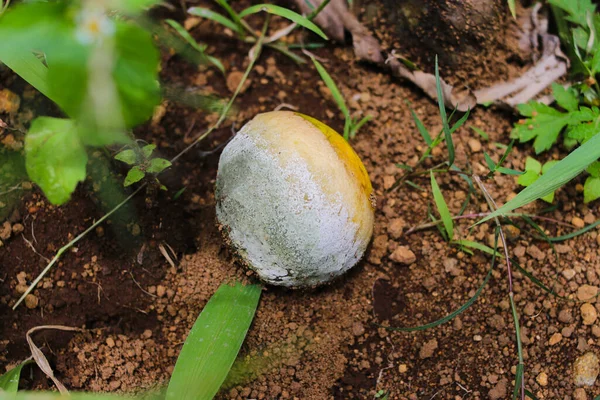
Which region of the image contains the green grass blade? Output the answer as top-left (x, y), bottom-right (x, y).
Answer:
top-left (239, 4), bottom-right (328, 39)
top-left (507, 0), bottom-right (516, 18)
top-left (165, 19), bottom-right (224, 73)
top-left (409, 106), bottom-right (432, 145)
top-left (478, 132), bottom-right (600, 225)
top-left (311, 57), bottom-right (351, 139)
top-left (214, 0), bottom-right (244, 33)
top-left (548, 218), bottom-right (600, 242)
top-left (0, 50), bottom-right (52, 104)
top-left (383, 254), bottom-right (495, 331)
top-left (434, 56), bottom-right (454, 166)
top-left (454, 240), bottom-right (500, 257)
top-left (430, 171), bottom-right (453, 240)
top-left (166, 282), bottom-right (261, 400)
top-left (0, 360), bottom-right (31, 393)
top-left (188, 7), bottom-right (242, 34)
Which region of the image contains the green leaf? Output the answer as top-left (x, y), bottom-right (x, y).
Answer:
top-left (142, 144), bottom-right (156, 158)
top-left (478, 131), bottom-right (600, 224)
top-left (410, 107), bottom-right (431, 145)
top-left (188, 7), bottom-right (243, 34)
top-left (470, 126), bottom-right (489, 140)
top-left (146, 158), bottom-right (172, 174)
top-left (511, 102), bottom-right (584, 154)
top-left (114, 21), bottom-right (162, 128)
top-left (25, 118), bottom-right (88, 205)
top-left (166, 283), bottom-right (261, 400)
top-left (430, 171), bottom-right (453, 240)
top-left (165, 19), bottom-right (224, 73)
top-left (587, 161), bottom-right (600, 177)
top-left (434, 56), bottom-right (454, 166)
top-left (548, 0), bottom-right (596, 26)
top-left (567, 119), bottom-right (600, 143)
top-left (552, 83), bottom-right (579, 112)
top-left (0, 51), bottom-right (51, 103)
top-left (483, 152), bottom-right (496, 172)
top-left (542, 160), bottom-right (560, 174)
top-left (124, 166), bottom-right (145, 186)
top-left (311, 57), bottom-right (350, 139)
top-left (507, 0), bottom-right (516, 18)
top-left (238, 4), bottom-right (328, 40)
top-left (114, 149), bottom-right (137, 165)
top-left (525, 156), bottom-right (542, 174)
top-left (496, 167), bottom-right (523, 176)
top-left (517, 170), bottom-right (540, 187)
top-left (0, 360), bottom-right (31, 393)
top-left (214, 0), bottom-right (244, 33)
top-left (584, 176), bottom-right (600, 203)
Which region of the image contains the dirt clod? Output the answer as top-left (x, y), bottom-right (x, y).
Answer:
top-left (389, 246), bottom-right (416, 265)
top-left (573, 352), bottom-right (600, 386)
top-left (578, 285), bottom-right (599, 302)
top-left (581, 303), bottom-right (597, 325)
top-left (419, 338), bottom-right (438, 359)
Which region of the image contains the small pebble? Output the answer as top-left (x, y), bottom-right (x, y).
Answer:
top-left (548, 332), bottom-right (563, 345)
top-left (536, 371), bottom-right (548, 386)
top-left (467, 138), bottom-right (482, 153)
top-left (398, 364), bottom-right (407, 373)
top-left (581, 303), bottom-right (598, 325)
top-left (572, 217), bottom-right (585, 228)
top-left (24, 294), bottom-right (38, 309)
top-left (574, 352), bottom-right (600, 386)
top-left (573, 388), bottom-right (587, 400)
top-left (559, 308), bottom-right (573, 324)
top-left (389, 246), bottom-right (416, 265)
top-left (106, 337), bottom-right (115, 348)
top-left (578, 285), bottom-right (598, 302)
top-left (351, 322), bottom-right (365, 337)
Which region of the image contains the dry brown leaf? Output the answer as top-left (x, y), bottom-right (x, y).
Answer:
top-left (26, 325), bottom-right (82, 395)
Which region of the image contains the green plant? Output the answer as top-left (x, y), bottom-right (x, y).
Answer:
top-left (517, 157), bottom-right (559, 202)
top-left (187, 1), bottom-right (328, 66)
top-left (114, 144), bottom-right (171, 188)
top-left (0, 283), bottom-right (261, 400)
top-left (311, 57), bottom-right (372, 140)
top-left (510, 0), bottom-right (600, 204)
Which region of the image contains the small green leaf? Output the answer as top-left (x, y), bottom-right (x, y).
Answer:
top-left (188, 7), bottom-right (243, 34)
top-left (142, 144), bottom-right (156, 158)
top-left (584, 176), bottom-right (600, 203)
top-left (507, 0), bottom-right (516, 18)
top-left (430, 171), bottom-right (453, 240)
top-left (165, 19), bottom-right (224, 73)
top-left (166, 283), bottom-right (261, 400)
top-left (542, 160), bottom-right (560, 174)
top-left (0, 360), bottom-right (31, 393)
top-left (587, 161), bottom-right (600, 178)
top-left (434, 56), bottom-right (454, 166)
top-left (239, 4), bottom-right (328, 39)
top-left (548, 0), bottom-right (596, 26)
top-left (478, 132), bottom-right (600, 224)
top-left (470, 126), bottom-right (489, 140)
top-left (517, 170), bottom-right (540, 187)
top-left (124, 166), bottom-right (145, 186)
top-left (410, 107), bottom-right (432, 145)
top-left (146, 158), bottom-right (172, 174)
top-left (496, 167), bottom-right (523, 176)
top-left (115, 149), bottom-right (137, 165)
top-left (25, 117), bottom-right (88, 205)
top-left (484, 152), bottom-right (496, 172)
top-left (552, 83), bottom-right (579, 112)
top-left (525, 157), bottom-right (542, 174)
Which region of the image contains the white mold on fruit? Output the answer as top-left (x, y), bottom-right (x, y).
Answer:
top-left (215, 111), bottom-right (375, 287)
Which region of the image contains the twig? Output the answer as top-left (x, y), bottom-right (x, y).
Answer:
top-left (128, 271), bottom-right (157, 298)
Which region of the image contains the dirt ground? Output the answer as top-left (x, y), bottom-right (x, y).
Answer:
top-left (1, 1), bottom-right (600, 399)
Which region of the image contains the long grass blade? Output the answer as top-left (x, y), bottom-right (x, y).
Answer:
top-left (166, 283), bottom-right (262, 400)
top-left (409, 106), bottom-right (432, 145)
top-left (434, 56), bottom-right (454, 166)
top-left (478, 132), bottom-right (600, 224)
top-left (430, 171), bottom-right (453, 240)
top-left (187, 7), bottom-right (242, 34)
top-left (0, 51), bottom-right (52, 103)
top-left (239, 4), bottom-right (328, 39)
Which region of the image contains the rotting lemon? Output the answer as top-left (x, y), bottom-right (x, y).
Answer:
top-left (215, 111), bottom-right (375, 288)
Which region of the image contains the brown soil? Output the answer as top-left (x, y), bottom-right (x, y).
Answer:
top-left (1, 1), bottom-right (600, 400)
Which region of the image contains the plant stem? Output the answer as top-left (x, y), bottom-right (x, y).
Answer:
top-left (473, 175), bottom-right (524, 400)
